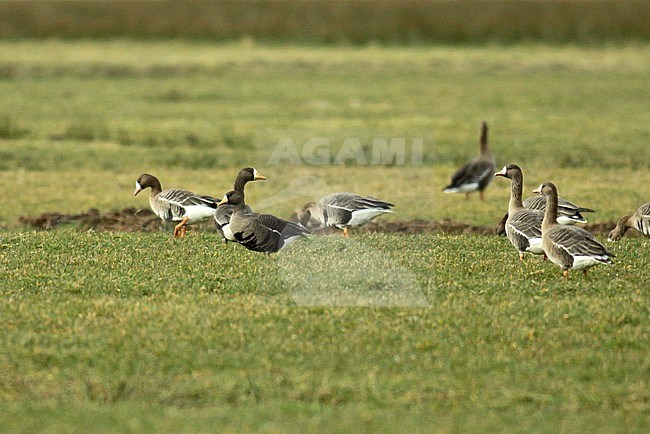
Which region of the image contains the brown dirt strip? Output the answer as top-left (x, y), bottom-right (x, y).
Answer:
top-left (18, 208), bottom-right (623, 237)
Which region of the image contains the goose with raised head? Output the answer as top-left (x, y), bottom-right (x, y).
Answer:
top-left (219, 190), bottom-right (309, 253)
top-left (443, 121), bottom-right (495, 200)
top-left (534, 182), bottom-right (614, 280)
top-left (214, 167), bottom-right (266, 243)
top-left (494, 164), bottom-right (544, 260)
top-left (297, 192), bottom-right (394, 237)
top-left (608, 202), bottom-right (650, 241)
top-left (134, 173), bottom-right (218, 237)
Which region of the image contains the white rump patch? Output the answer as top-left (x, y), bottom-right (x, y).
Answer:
top-left (444, 183), bottom-right (479, 194)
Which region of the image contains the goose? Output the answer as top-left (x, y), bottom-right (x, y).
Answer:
top-left (608, 202), bottom-right (650, 241)
top-left (219, 190), bottom-right (309, 253)
top-left (523, 195), bottom-right (594, 225)
top-left (534, 182), bottom-right (614, 280)
top-left (297, 192), bottom-right (394, 237)
top-left (443, 121), bottom-right (495, 200)
top-left (134, 173), bottom-right (218, 237)
top-left (214, 167), bottom-right (266, 243)
top-left (496, 193), bottom-right (594, 235)
top-left (494, 164), bottom-right (544, 260)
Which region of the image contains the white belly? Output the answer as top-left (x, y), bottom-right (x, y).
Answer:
top-left (347, 209), bottom-right (393, 227)
top-left (184, 205), bottom-right (216, 224)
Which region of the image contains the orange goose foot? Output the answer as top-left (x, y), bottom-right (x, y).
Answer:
top-left (173, 217), bottom-right (190, 238)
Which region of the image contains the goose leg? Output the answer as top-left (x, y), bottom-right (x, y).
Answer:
top-left (519, 252), bottom-right (525, 261)
top-left (480, 190), bottom-right (485, 200)
top-left (582, 269), bottom-right (588, 276)
top-left (173, 217), bottom-right (190, 238)
top-left (342, 227), bottom-right (350, 237)
top-left (562, 269), bottom-right (569, 281)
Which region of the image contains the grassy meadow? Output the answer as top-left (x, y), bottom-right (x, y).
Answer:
top-left (1, 40), bottom-right (649, 431)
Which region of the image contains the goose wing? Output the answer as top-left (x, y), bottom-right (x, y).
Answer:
top-left (254, 213), bottom-right (311, 238)
top-left (320, 193), bottom-right (394, 211)
top-left (634, 202), bottom-right (650, 235)
top-left (159, 189), bottom-right (219, 209)
top-left (508, 210), bottom-right (543, 240)
top-left (637, 202), bottom-right (650, 217)
top-left (547, 226), bottom-right (614, 260)
top-left (524, 195), bottom-right (593, 223)
top-left (234, 213), bottom-right (308, 253)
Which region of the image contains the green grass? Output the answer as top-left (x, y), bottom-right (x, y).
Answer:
top-left (0, 40), bottom-right (649, 431)
top-left (0, 41), bottom-right (649, 227)
top-left (1, 232), bottom-right (648, 432)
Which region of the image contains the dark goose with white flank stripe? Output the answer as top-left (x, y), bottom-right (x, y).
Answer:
top-left (219, 190), bottom-right (309, 253)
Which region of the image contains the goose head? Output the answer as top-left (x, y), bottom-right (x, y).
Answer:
top-left (532, 182), bottom-right (557, 198)
top-left (607, 214), bottom-right (631, 242)
top-left (219, 190), bottom-right (245, 207)
top-left (494, 164), bottom-right (522, 180)
top-left (238, 167), bottom-right (266, 183)
top-left (134, 173), bottom-right (161, 196)
top-left (297, 202), bottom-right (316, 227)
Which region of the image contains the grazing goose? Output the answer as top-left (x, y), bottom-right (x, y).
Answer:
top-left (134, 173), bottom-right (218, 237)
top-left (494, 164), bottom-right (544, 260)
top-left (219, 190), bottom-right (309, 253)
top-left (534, 182), bottom-right (614, 280)
top-left (443, 121), bottom-right (495, 200)
top-left (608, 202), bottom-right (650, 241)
top-left (297, 193), bottom-right (394, 237)
top-left (214, 167), bottom-right (266, 243)
top-left (496, 194), bottom-right (595, 235)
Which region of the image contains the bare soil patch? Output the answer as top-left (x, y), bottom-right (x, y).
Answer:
top-left (18, 208), bottom-right (622, 237)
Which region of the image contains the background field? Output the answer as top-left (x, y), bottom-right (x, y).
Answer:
top-left (0, 7), bottom-right (649, 433)
top-left (2, 0), bottom-right (650, 43)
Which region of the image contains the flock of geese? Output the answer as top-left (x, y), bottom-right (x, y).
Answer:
top-left (133, 122), bottom-right (649, 281)
top-left (133, 168), bottom-right (394, 253)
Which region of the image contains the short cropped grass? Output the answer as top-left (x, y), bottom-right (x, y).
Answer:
top-left (0, 40), bottom-right (649, 431)
top-left (0, 232), bottom-right (648, 432)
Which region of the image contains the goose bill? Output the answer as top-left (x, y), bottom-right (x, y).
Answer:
top-left (218, 195), bottom-right (229, 206)
top-left (494, 166), bottom-right (507, 177)
top-left (253, 169), bottom-right (266, 181)
top-left (133, 181), bottom-right (143, 196)
top-left (532, 185), bottom-right (543, 194)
